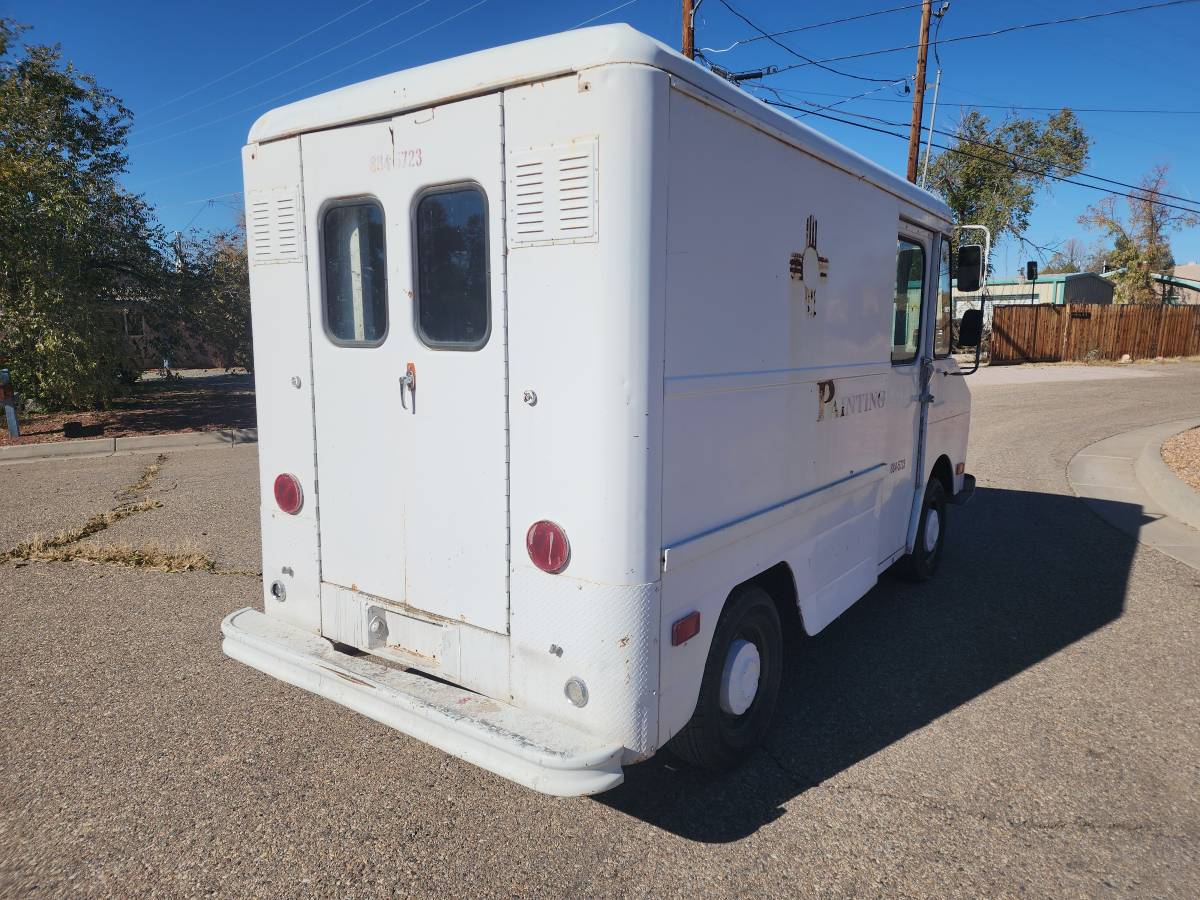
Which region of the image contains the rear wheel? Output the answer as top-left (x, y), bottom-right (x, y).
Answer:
top-left (667, 584), bottom-right (783, 771)
top-left (902, 477), bottom-right (947, 581)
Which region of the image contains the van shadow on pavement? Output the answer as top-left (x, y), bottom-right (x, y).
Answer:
top-left (598, 487), bottom-right (1144, 842)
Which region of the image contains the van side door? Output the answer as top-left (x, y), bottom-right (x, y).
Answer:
top-left (924, 234), bottom-right (971, 486)
top-left (878, 227), bottom-right (933, 564)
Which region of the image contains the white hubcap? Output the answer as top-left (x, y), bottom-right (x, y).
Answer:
top-left (719, 639), bottom-right (762, 716)
top-left (923, 507), bottom-right (941, 553)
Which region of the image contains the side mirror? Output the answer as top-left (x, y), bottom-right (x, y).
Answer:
top-left (956, 244), bottom-right (983, 293)
top-left (957, 308), bottom-right (983, 348)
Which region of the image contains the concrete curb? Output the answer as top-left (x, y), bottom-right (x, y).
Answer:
top-left (1067, 417), bottom-right (1200, 572)
top-left (1135, 424), bottom-right (1200, 533)
top-left (0, 428), bottom-right (257, 462)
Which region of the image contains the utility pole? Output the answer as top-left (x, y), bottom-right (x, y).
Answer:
top-left (682, 0), bottom-right (695, 60)
top-left (905, 0), bottom-right (933, 183)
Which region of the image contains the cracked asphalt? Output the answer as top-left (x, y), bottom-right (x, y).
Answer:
top-left (1, 362), bottom-right (1198, 898)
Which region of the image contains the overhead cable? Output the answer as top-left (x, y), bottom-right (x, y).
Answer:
top-left (766, 0), bottom-right (1200, 74)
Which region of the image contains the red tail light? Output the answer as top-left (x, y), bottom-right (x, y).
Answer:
top-left (526, 520), bottom-right (569, 574)
top-left (273, 473), bottom-right (303, 515)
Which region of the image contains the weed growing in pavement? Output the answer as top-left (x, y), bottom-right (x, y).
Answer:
top-left (119, 452), bottom-right (168, 498)
top-left (12, 539), bottom-right (214, 572)
top-left (0, 498), bottom-right (163, 562)
top-left (0, 454), bottom-right (218, 573)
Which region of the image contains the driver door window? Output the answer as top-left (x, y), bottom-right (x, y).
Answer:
top-left (892, 238), bottom-right (926, 364)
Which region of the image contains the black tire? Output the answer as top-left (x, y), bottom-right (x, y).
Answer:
top-left (666, 584), bottom-right (783, 771)
top-left (902, 477), bottom-right (947, 582)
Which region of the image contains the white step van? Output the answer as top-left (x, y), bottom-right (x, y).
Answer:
top-left (222, 24), bottom-right (979, 797)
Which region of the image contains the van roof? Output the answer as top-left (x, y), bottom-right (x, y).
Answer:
top-left (248, 24), bottom-right (951, 222)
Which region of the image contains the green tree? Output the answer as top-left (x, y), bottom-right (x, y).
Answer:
top-left (1079, 165), bottom-right (1198, 304)
top-left (927, 109), bottom-right (1090, 250)
top-left (175, 222), bottom-right (252, 371)
top-left (0, 19), bottom-right (166, 408)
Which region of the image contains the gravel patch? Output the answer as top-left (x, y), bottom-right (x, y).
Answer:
top-left (1162, 426), bottom-right (1200, 493)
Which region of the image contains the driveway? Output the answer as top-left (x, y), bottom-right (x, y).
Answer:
top-left (2, 363), bottom-right (1198, 897)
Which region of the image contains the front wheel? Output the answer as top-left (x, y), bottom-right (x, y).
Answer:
top-left (902, 477), bottom-right (947, 581)
top-left (666, 584), bottom-right (783, 771)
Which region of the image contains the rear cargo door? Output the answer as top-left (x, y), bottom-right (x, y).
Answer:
top-left (301, 94), bottom-right (509, 634)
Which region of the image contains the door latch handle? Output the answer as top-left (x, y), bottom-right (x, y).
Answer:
top-left (399, 362), bottom-right (416, 411)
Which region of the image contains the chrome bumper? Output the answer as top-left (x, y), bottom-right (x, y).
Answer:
top-left (221, 608), bottom-right (625, 797)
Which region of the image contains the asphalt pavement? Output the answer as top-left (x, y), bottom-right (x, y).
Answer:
top-left (1, 363), bottom-right (1198, 898)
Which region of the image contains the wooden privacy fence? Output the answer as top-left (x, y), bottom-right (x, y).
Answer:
top-left (988, 303), bottom-right (1200, 364)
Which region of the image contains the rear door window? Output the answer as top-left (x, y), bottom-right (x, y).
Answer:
top-left (415, 186), bottom-right (490, 350)
top-left (322, 201), bottom-right (388, 345)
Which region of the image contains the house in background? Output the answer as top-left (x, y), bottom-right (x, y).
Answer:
top-left (1096, 265), bottom-right (1200, 305)
top-left (1161, 265), bottom-right (1200, 304)
top-left (953, 271), bottom-right (1114, 324)
top-left (109, 304), bottom-right (230, 371)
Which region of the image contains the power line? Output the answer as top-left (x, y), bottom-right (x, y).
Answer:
top-left (125, 156), bottom-right (240, 192)
top-left (234, 0), bottom-right (492, 116)
top-left (930, 0), bottom-right (948, 68)
top-left (762, 87), bottom-right (1200, 115)
top-left (759, 80), bottom-right (911, 120)
top-left (129, 0), bottom-right (626, 194)
top-left (700, 2), bottom-right (926, 53)
top-left (138, 0), bottom-right (379, 118)
top-left (767, 0), bottom-right (1200, 74)
top-left (130, 0), bottom-right (492, 151)
top-left (573, 0), bottom-right (639, 29)
top-left (182, 191), bottom-right (245, 206)
top-left (714, 0), bottom-right (906, 84)
top-left (771, 98), bottom-right (1200, 207)
top-left (817, 103), bottom-right (1200, 216)
top-left (133, 0), bottom-right (435, 138)
top-left (181, 201), bottom-right (218, 231)
top-left (760, 97), bottom-right (1200, 216)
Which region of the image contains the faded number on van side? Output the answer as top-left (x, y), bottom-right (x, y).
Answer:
top-left (369, 149), bottom-right (423, 173)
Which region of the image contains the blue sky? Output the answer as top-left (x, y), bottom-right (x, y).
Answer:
top-left (10, 0), bottom-right (1199, 273)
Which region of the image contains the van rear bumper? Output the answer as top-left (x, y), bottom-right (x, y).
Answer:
top-left (221, 608), bottom-right (625, 797)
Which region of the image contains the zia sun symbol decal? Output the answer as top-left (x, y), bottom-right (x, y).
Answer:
top-left (789, 214), bottom-right (830, 317)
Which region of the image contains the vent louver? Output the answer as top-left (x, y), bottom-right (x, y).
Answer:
top-left (508, 139), bottom-right (598, 247)
top-left (248, 188), bottom-right (304, 266)
top-left (512, 158), bottom-right (547, 239)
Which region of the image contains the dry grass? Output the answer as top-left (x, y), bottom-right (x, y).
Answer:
top-left (0, 499), bottom-right (163, 564)
top-left (120, 453), bottom-right (167, 498)
top-left (14, 540), bottom-right (214, 572)
top-left (0, 453), bottom-right (216, 573)
top-left (27, 542), bottom-right (212, 571)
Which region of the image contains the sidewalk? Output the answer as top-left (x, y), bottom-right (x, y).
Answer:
top-left (0, 370), bottom-right (256, 462)
top-left (1068, 418), bottom-right (1200, 571)
top-left (0, 427), bottom-right (257, 462)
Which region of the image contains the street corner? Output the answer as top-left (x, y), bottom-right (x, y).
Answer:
top-left (1069, 417), bottom-right (1200, 572)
